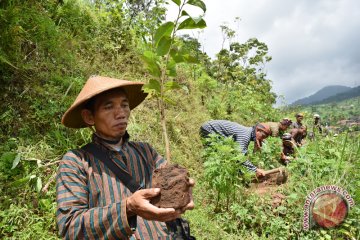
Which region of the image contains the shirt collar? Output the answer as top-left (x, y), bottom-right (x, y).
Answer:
top-left (92, 131), bottom-right (130, 147)
top-left (250, 126), bottom-right (256, 141)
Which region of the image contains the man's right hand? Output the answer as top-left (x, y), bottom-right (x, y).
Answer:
top-left (126, 188), bottom-right (180, 222)
top-left (255, 168), bottom-right (266, 178)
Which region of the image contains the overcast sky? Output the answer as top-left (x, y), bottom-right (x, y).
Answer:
top-left (166, 0), bottom-right (360, 105)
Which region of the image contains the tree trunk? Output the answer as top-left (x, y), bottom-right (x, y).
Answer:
top-left (158, 99), bottom-right (171, 162)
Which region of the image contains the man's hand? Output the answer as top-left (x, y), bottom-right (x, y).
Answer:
top-left (126, 188), bottom-right (180, 222)
top-left (255, 168), bottom-right (266, 178)
top-left (126, 178), bottom-right (196, 222)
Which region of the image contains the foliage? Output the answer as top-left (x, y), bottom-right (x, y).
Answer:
top-left (141, 0), bottom-right (206, 161)
top-left (201, 134), bottom-right (251, 210)
top-left (199, 23), bottom-right (278, 124)
top-left (194, 131), bottom-right (360, 239)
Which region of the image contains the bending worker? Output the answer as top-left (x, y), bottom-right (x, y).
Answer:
top-left (200, 120), bottom-right (272, 178)
top-left (263, 118), bottom-right (292, 137)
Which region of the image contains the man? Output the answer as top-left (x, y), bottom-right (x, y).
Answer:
top-left (280, 133), bottom-right (296, 165)
top-left (291, 113), bottom-right (304, 129)
top-left (199, 120), bottom-right (272, 177)
top-left (263, 118), bottom-right (292, 137)
top-left (56, 76), bottom-right (194, 239)
top-left (313, 113), bottom-right (323, 135)
top-left (290, 125), bottom-right (307, 147)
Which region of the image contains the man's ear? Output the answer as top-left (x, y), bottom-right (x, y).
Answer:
top-left (81, 109), bottom-right (95, 126)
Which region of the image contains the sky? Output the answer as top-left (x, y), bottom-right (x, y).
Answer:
top-left (166, 0), bottom-right (360, 105)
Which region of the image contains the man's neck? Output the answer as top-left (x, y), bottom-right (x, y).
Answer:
top-left (93, 131), bottom-right (131, 151)
top-left (95, 133), bottom-right (123, 150)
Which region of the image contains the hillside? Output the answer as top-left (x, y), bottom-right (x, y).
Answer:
top-left (289, 96), bottom-right (360, 127)
top-left (314, 85), bottom-right (360, 105)
top-left (291, 85), bottom-right (351, 106)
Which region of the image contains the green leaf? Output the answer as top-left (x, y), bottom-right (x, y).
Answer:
top-left (39, 199), bottom-right (52, 210)
top-left (166, 59), bottom-right (177, 77)
top-left (11, 153), bottom-right (21, 170)
top-left (11, 176), bottom-right (30, 187)
top-left (36, 177), bottom-right (42, 193)
top-left (187, 0), bottom-right (206, 12)
top-left (29, 174), bottom-right (37, 179)
top-left (163, 96), bottom-right (177, 105)
top-left (177, 17), bottom-right (206, 30)
top-left (181, 10), bottom-right (189, 17)
top-left (142, 51), bottom-right (161, 77)
top-left (0, 54), bottom-right (18, 69)
top-left (190, 16), bottom-right (204, 24)
top-left (182, 85), bottom-right (189, 94)
top-left (164, 81), bottom-right (181, 91)
top-left (170, 49), bottom-right (185, 63)
top-left (184, 54), bottom-right (199, 63)
top-left (154, 22), bottom-right (174, 47)
top-left (171, 0), bottom-right (181, 6)
top-left (156, 36), bottom-right (172, 56)
top-left (143, 79), bottom-right (161, 95)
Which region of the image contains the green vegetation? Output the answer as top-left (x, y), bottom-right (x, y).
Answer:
top-left (193, 133), bottom-right (360, 239)
top-left (0, 0), bottom-right (359, 239)
top-left (288, 96), bottom-right (360, 127)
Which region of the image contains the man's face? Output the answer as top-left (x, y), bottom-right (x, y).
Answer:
top-left (283, 140), bottom-right (293, 147)
top-left (85, 89), bottom-right (131, 140)
top-left (296, 116), bottom-right (303, 123)
top-left (279, 124), bottom-right (289, 131)
top-left (254, 128), bottom-right (269, 150)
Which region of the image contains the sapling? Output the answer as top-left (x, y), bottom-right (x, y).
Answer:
top-left (142, 0), bottom-right (206, 209)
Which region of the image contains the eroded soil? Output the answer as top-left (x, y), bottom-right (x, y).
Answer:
top-left (151, 164), bottom-right (191, 209)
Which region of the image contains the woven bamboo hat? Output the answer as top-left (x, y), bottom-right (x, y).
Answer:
top-left (62, 76), bottom-right (148, 128)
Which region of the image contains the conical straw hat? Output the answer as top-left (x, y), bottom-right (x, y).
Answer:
top-left (62, 76), bottom-right (148, 128)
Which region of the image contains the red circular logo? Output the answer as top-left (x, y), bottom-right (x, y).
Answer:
top-left (311, 193), bottom-right (348, 228)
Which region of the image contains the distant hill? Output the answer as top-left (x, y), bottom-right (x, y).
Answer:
top-left (291, 85), bottom-right (352, 106)
top-left (314, 86), bottom-right (360, 105)
top-left (299, 96), bottom-right (360, 126)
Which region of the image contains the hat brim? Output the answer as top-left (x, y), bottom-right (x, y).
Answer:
top-left (62, 77), bottom-right (148, 128)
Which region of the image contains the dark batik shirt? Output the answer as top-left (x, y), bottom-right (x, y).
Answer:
top-left (56, 133), bottom-right (171, 239)
top-left (200, 120), bottom-right (257, 172)
top-left (291, 121), bottom-right (303, 129)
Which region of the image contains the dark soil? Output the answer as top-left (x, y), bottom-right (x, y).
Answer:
top-left (150, 163), bottom-right (191, 209)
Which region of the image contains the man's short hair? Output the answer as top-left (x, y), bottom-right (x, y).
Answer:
top-left (280, 118), bottom-right (292, 126)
